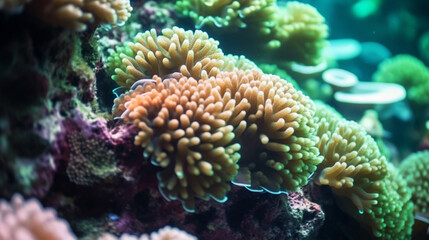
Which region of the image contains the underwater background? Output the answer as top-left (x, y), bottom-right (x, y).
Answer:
top-left (0, 0), bottom-right (429, 239)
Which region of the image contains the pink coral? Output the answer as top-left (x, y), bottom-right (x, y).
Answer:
top-left (0, 194), bottom-right (76, 240)
top-left (99, 226), bottom-right (197, 240)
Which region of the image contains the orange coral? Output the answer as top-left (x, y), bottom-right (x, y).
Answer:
top-left (113, 68), bottom-right (321, 210)
top-left (113, 74), bottom-right (240, 211)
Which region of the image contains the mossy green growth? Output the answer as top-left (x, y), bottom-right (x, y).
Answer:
top-left (373, 54), bottom-right (429, 105)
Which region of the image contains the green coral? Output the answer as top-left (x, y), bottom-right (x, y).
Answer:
top-left (175, 0), bottom-right (328, 66)
top-left (107, 27), bottom-right (224, 88)
top-left (373, 54), bottom-right (429, 105)
top-left (175, 0), bottom-right (277, 30)
top-left (315, 118), bottom-right (388, 213)
top-left (313, 102), bottom-right (413, 239)
top-left (105, 44), bottom-right (135, 80)
top-left (268, 1), bottom-right (328, 65)
top-left (362, 164), bottom-right (414, 240)
top-left (399, 150), bottom-right (429, 214)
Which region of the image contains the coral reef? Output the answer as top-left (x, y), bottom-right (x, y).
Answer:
top-left (1, 0), bottom-right (426, 239)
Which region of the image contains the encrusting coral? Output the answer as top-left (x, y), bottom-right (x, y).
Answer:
top-left (66, 131), bottom-right (119, 185)
top-left (113, 68), bottom-right (322, 211)
top-left (399, 150), bottom-right (429, 214)
top-left (99, 226), bottom-right (197, 240)
top-left (0, 194), bottom-right (77, 240)
top-left (107, 27), bottom-right (224, 88)
top-left (23, 0), bottom-right (133, 31)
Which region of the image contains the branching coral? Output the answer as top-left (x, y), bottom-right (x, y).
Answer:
top-left (108, 27), bottom-right (224, 88)
top-left (25, 0), bottom-right (133, 31)
top-left (373, 54), bottom-right (429, 105)
top-left (113, 68), bottom-right (321, 210)
top-left (0, 194), bottom-right (76, 240)
top-left (99, 226), bottom-right (197, 240)
top-left (399, 150), bottom-right (429, 214)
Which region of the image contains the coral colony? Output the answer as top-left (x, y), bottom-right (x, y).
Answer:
top-left (0, 0), bottom-right (428, 239)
